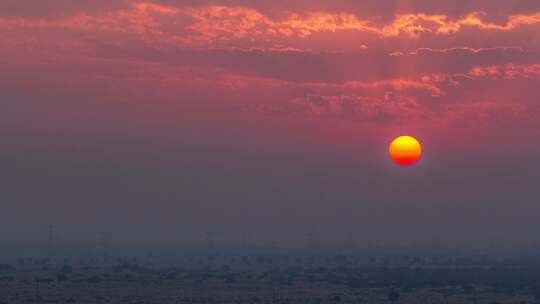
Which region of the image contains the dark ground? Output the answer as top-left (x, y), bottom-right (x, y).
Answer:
top-left (1, 248), bottom-right (540, 303)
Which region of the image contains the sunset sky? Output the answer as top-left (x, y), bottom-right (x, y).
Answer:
top-left (1, 0), bottom-right (540, 246)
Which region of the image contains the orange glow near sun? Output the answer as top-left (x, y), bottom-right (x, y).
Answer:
top-left (389, 135), bottom-right (422, 166)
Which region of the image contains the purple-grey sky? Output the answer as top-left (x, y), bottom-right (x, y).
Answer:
top-left (1, 0), bottom-right (540, 247)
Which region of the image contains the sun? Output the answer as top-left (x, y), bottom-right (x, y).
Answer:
top-left (389, 136), bottom-right (422, 166)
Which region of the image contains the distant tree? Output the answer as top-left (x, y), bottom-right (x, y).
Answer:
top-left (332, 294), bottom-right (342, 302)
top-left (224, 275), bottom-right (236, 284)
top-left (0, 264), bottom-right (15, 272)
top-left (221, 264), bottom-right (231, 272)
top-left (85, 275), bottom-right (102, 284)
top-left (277, 276), bottom-right (293, 286)
top-left (534, 286), bottom-right (540, 303)
top-left (347, 277), bottom-right (365, 289)
top-left (0, 275), bottom-right (14, 282)
top-left (61, 265), bottom-right (73, 274)
top-left (325, 273), bottom-right (342, 285)
top-left (160, 272), bottom-right (176, 280)
top-left (56, 273), bottom-right (68, 282)
top-left (388, 290), bottom-right (400, 303)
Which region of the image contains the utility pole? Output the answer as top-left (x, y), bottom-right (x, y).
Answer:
top-left (205, 232), bottom-right (220, 249)
top-left (97, 232), bottom-right (110, 263)
top-left (47, 225), bottom-right (55, 257)
top-left (343, 230), bottom-right (357, 248)
top-left (305, 231), bottom-right (319, 249)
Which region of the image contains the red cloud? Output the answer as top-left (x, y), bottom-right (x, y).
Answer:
top-left (467, 63), bottom-right (540, 79)
top-left (1, 1), bottom-right (539, 130)
top-left (2, 2), bottom-right (540, 52)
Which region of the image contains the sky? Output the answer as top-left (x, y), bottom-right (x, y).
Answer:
top-left (1, 0), bottom-right (540, 248)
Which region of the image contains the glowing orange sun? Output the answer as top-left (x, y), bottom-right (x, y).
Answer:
top-left (389, 136), bottom-right (422, 166)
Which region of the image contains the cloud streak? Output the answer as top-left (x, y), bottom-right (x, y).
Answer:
top-left (1, 1), bottom-right (539, 128)
top-left (2, 2), bottom-right (540, 52)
